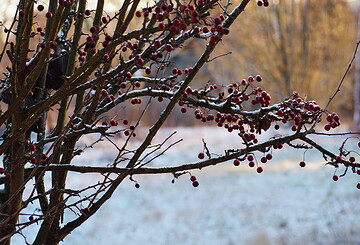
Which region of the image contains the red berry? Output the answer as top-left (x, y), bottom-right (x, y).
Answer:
top-left (120, 82), bottom-right (127, 89)
top-left (46, 12), bottom-right (53, 18)
top-left (40, 154), bottom-right (47, 160)
top-left (37, 5), bottom-right (44, 11)
top-left (357, 169), bottom-right (360, 175)
top-left (110, 119), bottom-right (117, 126)
top-left (158, 23), bottom-right (165, 30)
top-left (332, 175), bottom-right (339, 181)
top-left (101, 89), bottom-right (109, 96)
top-left (260, 157), bottom-right (267, 163)
top-left (266, 153), bottom-right (272, 160)
top-left (349, 156), bottom-right (356, 163)
top-left (0, 168), bottom-right (4, 174)
top-left (247, 155), bottom-right (254, 161)
top-left (357, 183), bottom-right (360, 189)
top-left (198, 153), bottom-right (205, 159)
top-left (101, 16), bottom-right (108, 24)
top-left (180, 23), bottom-right (187, 30)
top-left (192, 180), bottom-right (199, 187)
top-left (233, 159), bottom-right (240, 166)
top-left (165, 44), bottom-right (173, 52)
top-left (131, 98), bottom-right (138, 104)
top-left (135, 183), bottom-right (140, 188)
top-left (335, 156), bottom-right (343, 162)
top-left (170, 25), bottom-right (180, 34)
top-left (299, 161), bottom-right (306, 167)
top-left (29, 144), bottom-right (36, 151)
top-left (5, 173), bottom-right (11, 179)
top-left (19, 10), bottom-right (25, 17)
top-left (248, 76), bottom-right (254, 82)
top-left (105, 35), bottom-right (112, 42)
top-left (214, 17), bottom-right (222, 25)
top-left (256, 166), bottom-right (263, 173)
top-left (255, 75), bottom-right (262, 82)
top-left (154, 40), bottom-right (162, 48)
top-left (85, 9), bottom-right (91, 15)
top-left (90, 26), bottom-right (98, 33)
top-left (181, 107), bottom-right (187, 113)
top-left (190, 176), bottom-right (197, 182)
top-left (145, 67), bottom-right (151, 74)
top-left (158, 97), bottom-right (164, 102)
top-left (135, 11), bottom-right (141, 18)
top-left (102, 40), bottom-right (110, 47)
top-left (202, 26), bottom-right (209, 33)
top-left (49, 41), bottom-right (56, 48)
top-left (248, 161), bottom-right (255, 168)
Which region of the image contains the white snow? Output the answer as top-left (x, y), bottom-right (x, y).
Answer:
top-left (11, 126), bottom-right (360, 245)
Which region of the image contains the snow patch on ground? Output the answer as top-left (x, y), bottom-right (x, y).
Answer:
top-left (12, 126), bottom-right (360, 244)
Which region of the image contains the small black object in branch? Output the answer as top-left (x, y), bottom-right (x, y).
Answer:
top-left (44, 55), bottom-right (68, 90)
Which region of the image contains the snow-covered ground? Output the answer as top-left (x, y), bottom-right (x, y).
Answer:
top-left (12, 126), bottom-right (360, 244)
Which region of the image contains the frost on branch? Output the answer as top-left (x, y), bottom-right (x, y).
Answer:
top-left (0, 0), bottom-right (359, 244)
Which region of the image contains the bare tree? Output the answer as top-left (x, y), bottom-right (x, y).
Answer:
top-left (224, 0), bottom-right (357, 109)
top-left (0, 0), bottom-right (359, 244)
top-left (354, 3), bottom-right (360, 130)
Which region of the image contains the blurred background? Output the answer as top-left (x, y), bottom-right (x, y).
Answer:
top-left (1, 0), bottom-right (360, 244)
top-left (1, 0), bottom-right (360, 128)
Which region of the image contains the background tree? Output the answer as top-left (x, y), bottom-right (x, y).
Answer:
top-left (212, 0), bottom-right (357, 114)
top-left (354, 2), bottom-right (360, 129)
top-left (0, 0), bottom-right (359, 244)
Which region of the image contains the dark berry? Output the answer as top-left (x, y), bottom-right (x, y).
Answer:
top-left (46, 12), bottom-right (53, 18)
top-left (266, 153), bottom-right (272, 160)
top-left (29, 144), bottom-right (36, 151)
top-left (37, 5), bottom-right (44, 11)
top-left (233, 159), bottom-right (240, 166)
top-left (198, 153), bottom-right (205, 159)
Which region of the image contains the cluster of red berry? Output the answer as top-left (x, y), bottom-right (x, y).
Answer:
top-left (257, 0), bottom-right (269, 7)
top-left (190, 175), bottom-right (199, 187)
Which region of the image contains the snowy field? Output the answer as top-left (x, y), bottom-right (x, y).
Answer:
top-left (12, 126), bottom-right (360, 245)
